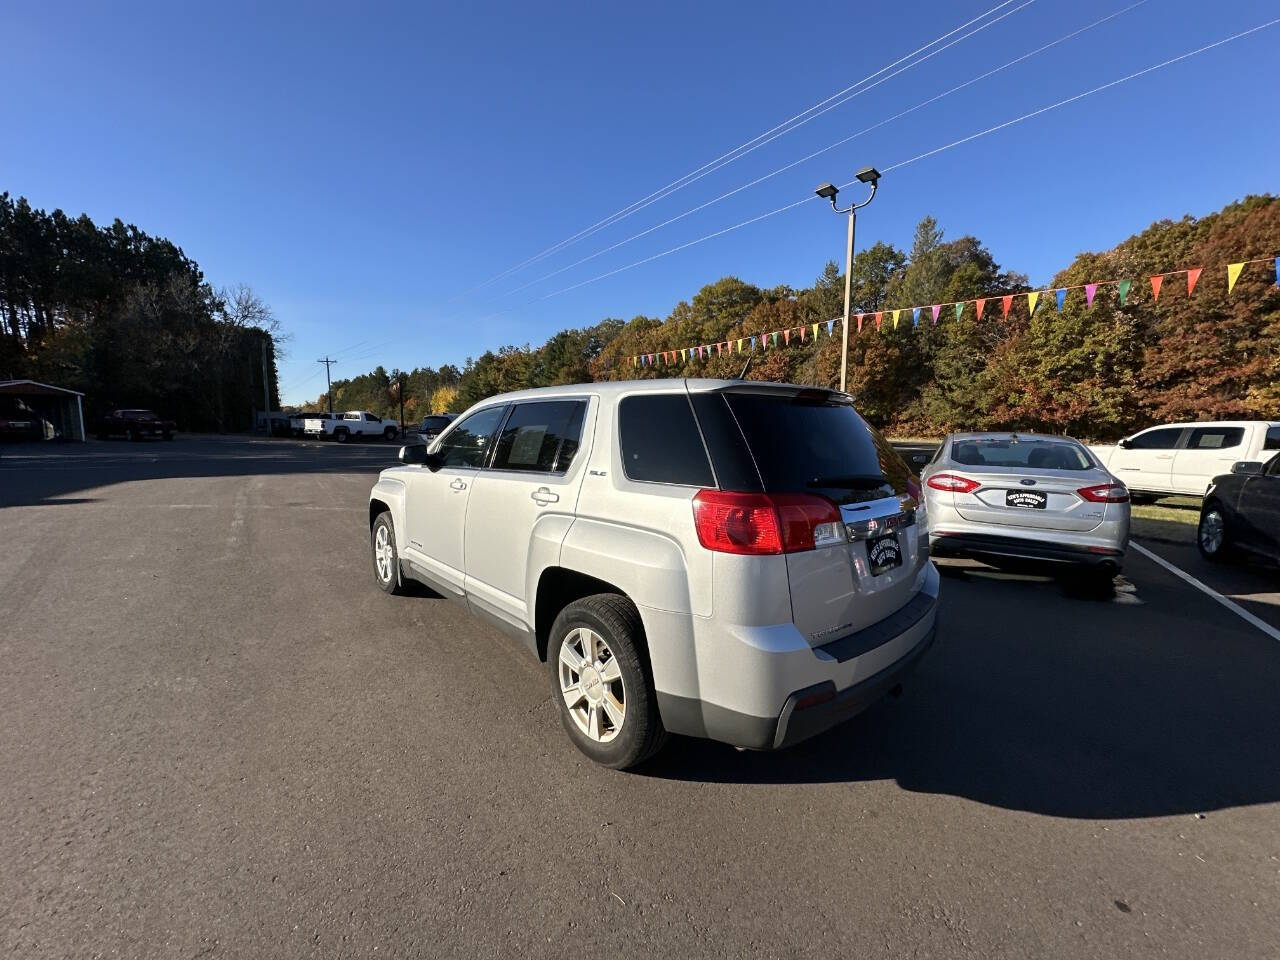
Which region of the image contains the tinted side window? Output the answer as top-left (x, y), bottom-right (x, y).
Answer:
top-left (491, 400), bottom-right (587, 474)
top-left (1188, 427), bottom-right (1243, 450)
top-left (1128, 427), bottom-right (1183, 450)
top-left (437, 406), bottom-right (506, 468)
top-left (1266, 427), bottom-right (1280, 451)
top-left (619, 394), bottom-right (713, 486)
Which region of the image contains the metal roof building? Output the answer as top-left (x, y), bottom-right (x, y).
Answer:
top-left (0, 380), bottom-right (86, 442)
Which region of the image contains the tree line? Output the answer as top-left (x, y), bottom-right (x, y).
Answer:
top-left (0, 193), bottom-right (280, 431)
top-left (312, 195), bottom-right (1276, 440)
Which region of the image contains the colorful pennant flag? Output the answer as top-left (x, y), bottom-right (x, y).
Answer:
top-left (931, 304), bottom-right (941, 324)
top-left (954, 302), bottom-right (964, 321)
top-left (1118, 279), bottom-right (1131, 307)
top-left (976, 298), bottom-right (987, 320)
top-left (1056, 288), bottom-right (1066, 312)
top-left (1085, 283), bottom-right (1098, 308)
top-left (1150, 275), bottom-right (1163, 301)
top-left (1187, 267), bottom-right (1202, 296)
top-left (892, 309), bottom-right (900, 329)
top-left (1275, 257), bottom-right (1279, 286)
top-left (856, 314), bottom-right (863, 333)
top-left (1027, 291), bottom-right (1040, 315)
top-left (875, 312), bottom-right (882, 331)
top-left (912, 307), bottom-right (921, 327)
top-left (827, 320), bottom-right (835, 335)
top-left (1227, 262), bottom-right (1244, 293)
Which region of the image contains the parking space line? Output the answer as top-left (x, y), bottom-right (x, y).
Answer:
top-left (1131, 542), bottom-right (1280, 643)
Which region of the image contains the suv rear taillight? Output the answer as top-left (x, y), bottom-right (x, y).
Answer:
top-left (926, 473), bottom-right (981, 494)
top-left (692, 491), bottom-right (843, 555)
top-left (1078, 482), bottom-right (1129, 503)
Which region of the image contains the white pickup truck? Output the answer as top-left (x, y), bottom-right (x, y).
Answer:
top-left (1090, 420), bottom-right (1280, 500)
top-left (304, 410), bottom-right (399, 443)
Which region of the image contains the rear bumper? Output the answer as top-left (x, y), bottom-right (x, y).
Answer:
top-left (930, 531), bottom-right (1124, 569)
top-left (652, 564), bottom-right (940, 750)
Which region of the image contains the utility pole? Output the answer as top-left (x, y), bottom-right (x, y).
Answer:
top-left (317, 357), bottom-right (336, 414)
top-left (397, 371), bottom-right (406, 437)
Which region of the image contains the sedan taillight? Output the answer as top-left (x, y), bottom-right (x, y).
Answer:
top-left (1078, 482), bottom-right (1129, 503)
top-left (926, 473), bottom-right (981, 494)
top-left (692, 491), bottom-right (844, 555)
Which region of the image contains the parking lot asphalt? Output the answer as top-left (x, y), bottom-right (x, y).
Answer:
top-left (3, 436), bottom-right (1279, 959)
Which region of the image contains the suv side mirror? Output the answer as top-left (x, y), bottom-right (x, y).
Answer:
top-left (1230, 460), bottom-right (1263, 476)
top-left (399, 443), bottom-right (428, 465)
top-left (1118, 438), bottom-right (1132, 449)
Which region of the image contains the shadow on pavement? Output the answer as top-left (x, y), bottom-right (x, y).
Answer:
top-left (0, 435), bottom-right (395, 508)
top-left (643, 557), bottom-right (1280, 820)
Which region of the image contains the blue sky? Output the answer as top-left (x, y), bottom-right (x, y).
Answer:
top-left (3, 0), bottom-right (1276, 403)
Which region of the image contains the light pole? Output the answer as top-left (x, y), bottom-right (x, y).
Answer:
top-left (815, 166), bottom-right (880, 394)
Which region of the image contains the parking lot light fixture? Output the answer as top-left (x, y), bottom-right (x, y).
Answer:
top-left (815, 168), bottom-right (880, 393)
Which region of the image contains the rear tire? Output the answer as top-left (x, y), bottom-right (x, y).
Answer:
top-left (371, 512), bottom-right (405, 595)
top-left (1197, 505), bottom-right (1232, 562)
top-left (334, 428), bottom-right (349, 444)
top-left (1129, 493), bottom-right (1158, 506)
top-left (547, 594), bottom-right (667, 770)
top-left (383, 425), bottom-right (397, 441)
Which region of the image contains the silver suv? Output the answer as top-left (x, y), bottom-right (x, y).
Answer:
top-left (368, 379), bottom-right (939, 768)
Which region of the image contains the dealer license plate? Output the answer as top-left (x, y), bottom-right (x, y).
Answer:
top-left (866, 533), bottom-right (902, 576)
top-left (1005, 489), bottom-right (1048, 509)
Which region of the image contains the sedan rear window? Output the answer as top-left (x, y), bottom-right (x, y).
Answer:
top-left (951, 438), bottom-right (1092, 471)
top-left (721, 390), bottom-right (913, 504)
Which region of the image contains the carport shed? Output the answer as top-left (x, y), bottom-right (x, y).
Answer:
top-left (0, 380), bottom-right (86, 441)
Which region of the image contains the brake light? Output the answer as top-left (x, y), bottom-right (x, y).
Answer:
top-left (692, 491), bottom-right (843, 555)
top-left (926, 473), bottom-right (981, 494)
top-left (1078, 482), bottom-right (1129, 503)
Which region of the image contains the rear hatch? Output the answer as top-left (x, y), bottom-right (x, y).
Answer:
top-left (947, 438), bottom-right (1107, 532)
top-left (705, 386), bottom-right (926, 648)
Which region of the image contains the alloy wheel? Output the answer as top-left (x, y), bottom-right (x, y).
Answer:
top-left (1199, 509), bottom-right (1224, 555)
top-left (374, 523), bottom-right (394, 582)
top-left (558, 627), bottom-right (625, 742)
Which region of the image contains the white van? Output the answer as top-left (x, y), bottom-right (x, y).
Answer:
top-left (1091, 421), bottom-right (1280, 499)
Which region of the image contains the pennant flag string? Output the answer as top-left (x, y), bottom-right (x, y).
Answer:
top-left (626, 254), bottom-right (1279, 366)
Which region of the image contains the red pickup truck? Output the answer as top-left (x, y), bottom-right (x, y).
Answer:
top-left (96, 409), bottom-right (177, 441)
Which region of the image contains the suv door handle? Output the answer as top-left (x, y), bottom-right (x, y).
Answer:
top-left (1155, 454), bottom-right (1174, 460)
top-left (531, 487), bottom-right (559, 505)
top-left (450, 478), bottom-right (467, 491)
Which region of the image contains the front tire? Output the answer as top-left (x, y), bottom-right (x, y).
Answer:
top-left (547, 595), bottom-right (666, 770)
top-left (371, 512), bottom-right (405, 594)
top-left (1198, 504), bottom-right (1232, 562)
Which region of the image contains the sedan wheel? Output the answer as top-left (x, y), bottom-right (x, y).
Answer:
top-left (1198, 507), bottom-right (1230, 561)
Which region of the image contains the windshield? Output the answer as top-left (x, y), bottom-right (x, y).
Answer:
top-left (723, 391), bottom-right (914, 505)
top-left (952, 437), bottom-right (1093, 471)
top-left (125, 410), bottom-right (157, 420)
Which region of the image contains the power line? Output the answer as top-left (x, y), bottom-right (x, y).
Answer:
top-left (446, 0), bottom-right (1030, 301)
top-left (486, 1), bottom-right (1144, 304)
top-left (534, 17), bottom-right (1279, 302)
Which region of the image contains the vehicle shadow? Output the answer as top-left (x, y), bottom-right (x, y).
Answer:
top-left (0, 435), bottom-right (396, 508)
top-left (641, 559), bottom-right (1280, 819)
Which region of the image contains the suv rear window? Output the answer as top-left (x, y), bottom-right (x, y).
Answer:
top-left (721, 390), bottom-right (912, 505)
top-left (618, 394), bottom-right (713, 487)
